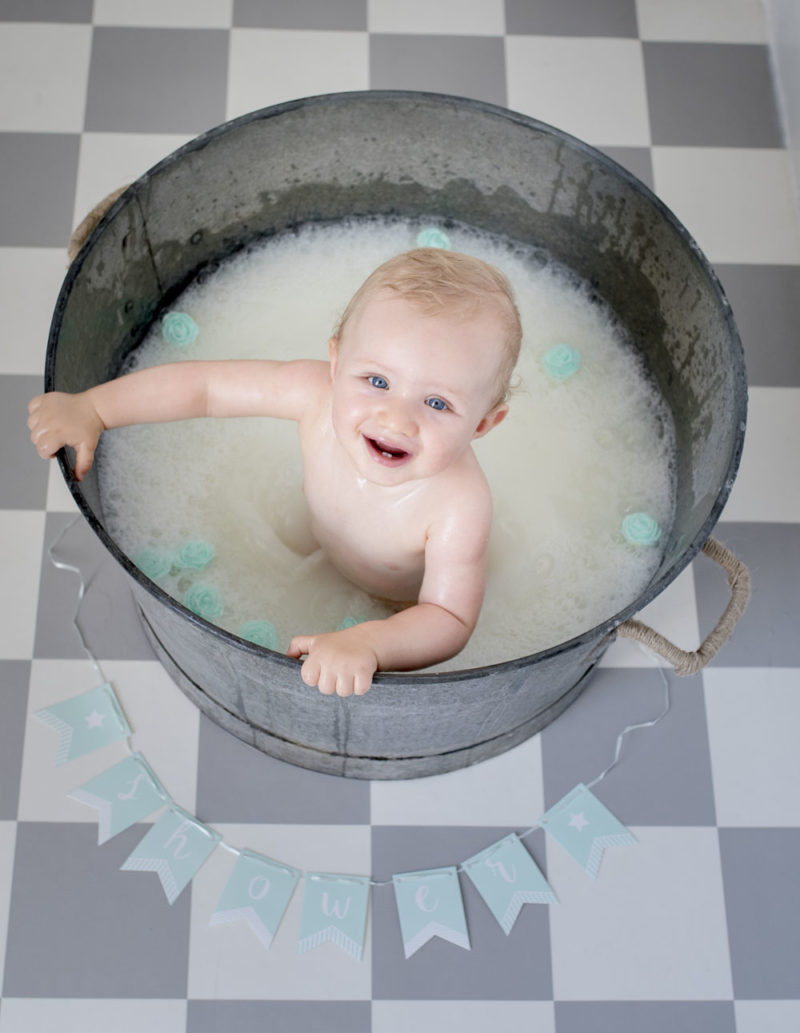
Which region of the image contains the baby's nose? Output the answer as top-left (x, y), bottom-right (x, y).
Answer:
top-left (379, 397), bottom-right (417, 437)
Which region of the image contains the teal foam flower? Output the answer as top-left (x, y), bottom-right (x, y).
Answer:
top-left (183, 582), bottom-right (224, 621)
top-left (162, 311), bottom-right (199, 347)
top-left (177, 540), bottom-right (215, 570)
top-left (134, 548), bottom-right (173, 581)
top-left (416, 227), bottom-right (451, 250)
top-left (542, 343), bottom-right (581, 381)
top-left (622, 512), bottom-right (662, 547)
top-left (239, 619), bottom-right (279, 649)
top-left (336, 616), bottom-right (368, 631)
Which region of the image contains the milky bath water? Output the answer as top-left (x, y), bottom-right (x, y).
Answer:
top-left (97, 219), bottom-right (676, 671)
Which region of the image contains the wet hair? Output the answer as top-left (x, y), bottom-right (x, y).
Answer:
top-left (333, 247), bottom-right (522, 407)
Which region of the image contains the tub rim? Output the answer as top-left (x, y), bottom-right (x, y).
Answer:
top-left (46, 88), bottom-right (748, 687)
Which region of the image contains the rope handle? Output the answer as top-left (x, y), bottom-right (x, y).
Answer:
top-left (617, 536), bottom-right (751, 675)
top-left (68, 185), bottom-right (130, 263)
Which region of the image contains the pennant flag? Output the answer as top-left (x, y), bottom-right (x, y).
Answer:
top-left (35, 682), bottom-right (131, 764)
top-left (463, 833), bottom-right (557, 934)
top-left (69, 752), bottom-right (168, 844)
top-left (121, 804), bottom-right (220, 904)
top-left (297, 873), bottom-right (370, 960)
top-left (210, 849), bottom-right (300, 950)
top-left (539, 783), bottom-right (636, 879)
top-left (393, 866), bottom-right (470, 959)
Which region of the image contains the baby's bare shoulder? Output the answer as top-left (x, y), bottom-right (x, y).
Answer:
top-left (428, 453), bottom-right (493, 530)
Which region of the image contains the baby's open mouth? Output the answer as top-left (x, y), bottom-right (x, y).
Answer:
top-left (365, 436), bottom-right (411, 464)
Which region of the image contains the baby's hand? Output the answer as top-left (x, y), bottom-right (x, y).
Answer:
top-left (28, 392), bottom-right (105, 481)
top-left (288, 625), bottom-right (379, 697)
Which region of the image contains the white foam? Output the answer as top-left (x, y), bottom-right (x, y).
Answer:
top-left (98, 219), bottom-right (676, 670)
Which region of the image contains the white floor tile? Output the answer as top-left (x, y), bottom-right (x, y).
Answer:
top-left (652, 147), bottom-right (800, 264)
top-left (372, 1001), bottom-right (555, 1033)
top-left (549, 826), bottom-right (733, 999)
top-left (705, 667), bottom-right (800, 826)
top-left (0, 24), bottom-right (91, 133)
top-left (226, 29), bottom-right (369, 121)
top-left (636, 0), bottom-right (767, 42)
top-left (370, 735), bottom-right (544, 827)
top-left (187, 824), bottom-right (372, 999)
top-left (0, 511), bottom-right (44, 660)
top-left (368, 0), bottom-right (504, 35)
top-left (601, 563), bottom-right (699, 669)
top-left (0, 249), bottom-right (67, 376)
top-left (45, 461), bottom-right (80, 512)
top-left (720, 388), bottom-right (800, 523)
top-left (505, 37), bottom-right (650, 147)
top-left (0, 999), bottom-right (187, 1033)
top-left (94, 0), bottom-right (233, 28)
top-left (0, 822), bottom-right (17, 992)
top-left (73, 133), bottom-right (193, 230)
top-left (734, 1000), bottom-right (800, 1033)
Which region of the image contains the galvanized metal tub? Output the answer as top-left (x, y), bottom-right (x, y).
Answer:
top-left (47, 91), bottom-right (747, 778)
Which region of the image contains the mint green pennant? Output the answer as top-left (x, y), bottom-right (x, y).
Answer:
top-left (210, 850), bottom-right (300, 949)
top-left (35, 682), bottom-right (131, 764)
top-left (463, 833), bottom-right (557, 933)
top-left (393, 866), bottom-right (470, 959)
top-left (540, 783), bottom-right (636, 878)
top-left (69, 753), bottom-right (168, 844)
top-left (121, 805), bottom-right (220, 904)
top-left (297, 873), bottom-right (370, 960)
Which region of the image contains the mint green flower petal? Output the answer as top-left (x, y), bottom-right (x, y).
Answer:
top-left (134, 548), bottom-right (173, 581)
top-left (336, 616), bottom-right (368, 631)
top-left (162, 311), bottom-right (199, 347)
top-left (184, 582), bottom-right (224, 621)
top-left (177, 540), bottom-right (215, 570)
top-left (416, 227), bottom-right (451, 250)
top-left (239, 620), bottom-right (279, 650)
top-left (542, 343), bottom-right (581, 381)
top-left (622, 512), bottom-right (662, 547)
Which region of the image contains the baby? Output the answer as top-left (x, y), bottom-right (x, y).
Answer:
top-left (28, 248), bottom-right (522, 696)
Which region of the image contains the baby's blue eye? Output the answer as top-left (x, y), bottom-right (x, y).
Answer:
top-left (368, 375), bottom-right (388, 389)
top-left (425, 396), bottom-right (448, 411)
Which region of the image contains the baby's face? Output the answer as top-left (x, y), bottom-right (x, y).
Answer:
top-left (329, 292), bottom-right (508, 487)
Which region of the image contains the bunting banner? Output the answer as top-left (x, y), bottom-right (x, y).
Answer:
top-left (539, 783), bottom-right (636, 879)
top-left (297, 873), bottom-right (370, 960)
top-left (69, 752), bottom-right (168, 844)
top-left (120, 804), bottom-right (220, 904)
top-left (210, 849), bottom-right (300, 950)
top-left (393, 866), bottom-right (470, 959)
top-left (35, 682), bottom-right (131, 764)
top-left (463, 832), bottom-right (557, 934)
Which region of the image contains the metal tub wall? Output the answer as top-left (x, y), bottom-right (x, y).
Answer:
top-left (47, 92), bottom-right (746, 779)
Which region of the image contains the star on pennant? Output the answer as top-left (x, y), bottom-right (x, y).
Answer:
top-left (85, 709), bottom-right (106, 729)
top-left (569, 812), bottom-right (589, 832)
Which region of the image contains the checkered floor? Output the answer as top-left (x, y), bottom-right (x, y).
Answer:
top-left (2, 1), bottom-right (800, 1030)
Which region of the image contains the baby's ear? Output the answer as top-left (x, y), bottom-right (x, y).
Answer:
top-left (473, 402), bottom-right (509, 439)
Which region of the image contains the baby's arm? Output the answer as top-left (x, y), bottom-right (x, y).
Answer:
top-left (28, 359), bottom-right (325, 480)
top-left (287, 492), bottom-right (491, 696)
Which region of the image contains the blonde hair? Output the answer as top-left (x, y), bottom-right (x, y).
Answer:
top-left (333, 247), bottom-right (522, 406)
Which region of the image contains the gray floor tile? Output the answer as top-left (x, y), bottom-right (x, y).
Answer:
top-left (35, 513), bottom-right (154, 661)
top-left (372, 826), bottom-right (553, 1000)
top-left (85, 27), bottom-right (229, 134)
top-left (1, 375), bottom-right (49, 510)
top-left (233, 0), bottom-right (366, 30)
top-left (3, 822), bottom-right (190, 997)
top-left (541, 668), bottom-right (716, 825)
top-left (0, 661), bottom-right (28, 820)
top-left (195, 715), bottom-right (370, 824)
top-left (598, 146), bottom-right (654, 190)
top-left (370, 35), bottom-right (506, 107)
top-left (505, 0), bottom-right (638, 37)
top-left (644, 42), bottom-right (783, 147)
top-left (720, 828), bottom-right (800, 999)
top-left (694, 522), bottom-right (800, 668)
top-left (715, 264), bottom-right (800, 388)
top-left (554, 1002), bottom-right (736, 1033)
top-left (0, 0), bottom-right (92, 20)
top-left (0, 133), bottom-right (79, 247)
top-left (186, 1001), bottom-right (371, 1032)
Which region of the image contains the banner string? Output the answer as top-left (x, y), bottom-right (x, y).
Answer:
top-left (47, 518), bottom-right (670, 890)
